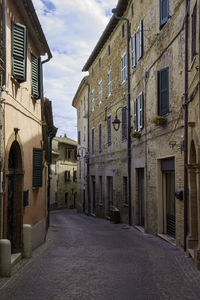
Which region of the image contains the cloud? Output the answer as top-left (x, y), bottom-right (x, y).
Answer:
top-left (33, 0), bottom-right (118, 140)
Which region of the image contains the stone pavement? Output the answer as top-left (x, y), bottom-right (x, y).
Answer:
top-left (0, 209), bottom-right (200, 300)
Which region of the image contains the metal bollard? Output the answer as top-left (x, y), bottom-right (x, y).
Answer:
top-left (23, 224), bottom-right (32, 258)
top-left (0, 239), bottom-right (11, 277)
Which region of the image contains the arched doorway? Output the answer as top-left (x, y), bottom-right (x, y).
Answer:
top-left (7, 140), bottom-right (23, 253)
top-left (187, 140), bottom-right (198, 250)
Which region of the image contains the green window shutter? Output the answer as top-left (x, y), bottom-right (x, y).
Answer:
top-left (134, 99), bottom-right (138, 131)
top-left (12, 22), bottom-right (27, 82)
top-left (31, 54), bottom-right (41, 99)
top-left (158, 67), bottom-right (169, 115)
top-left (33, 148), bottom-right (43, 187)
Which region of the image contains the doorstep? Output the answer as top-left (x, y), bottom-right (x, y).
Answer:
top-left (11, 253), bottom-right (22, 268)
top-left (157, 233), bottom-right (176, 246)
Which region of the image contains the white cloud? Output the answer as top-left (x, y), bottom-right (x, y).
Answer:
top-left (33, 0), bottom-right (118, 140)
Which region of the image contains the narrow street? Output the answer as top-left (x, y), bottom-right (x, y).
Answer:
top-left (1, 210), bottom-right (200, 300)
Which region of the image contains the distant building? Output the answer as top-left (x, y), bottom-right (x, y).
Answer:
top-left (50, 136), bottom-right (77, 210)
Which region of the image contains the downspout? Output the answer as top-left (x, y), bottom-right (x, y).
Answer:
top-left (84, 80), bottom-right (90, 215)
top-left (184, 0), bottom-right (189, 252)
top-left (112, 11), bottom-right (132, 226)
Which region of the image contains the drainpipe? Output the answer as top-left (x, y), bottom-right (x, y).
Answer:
top-left (112, 10), bottom-right (132, 226)
top-left (83, 80), bottom-right (90, 215)
top-left (184, 0), bottom-right (189, 252)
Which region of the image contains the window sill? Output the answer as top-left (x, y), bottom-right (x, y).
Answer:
top-left (11, 76), bottom-right (20, 87)
top-left (123, 203), bottom-right (128, 207)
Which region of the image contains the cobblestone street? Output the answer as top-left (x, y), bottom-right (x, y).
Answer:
top-left (1, 210), bottom-right (200, 300)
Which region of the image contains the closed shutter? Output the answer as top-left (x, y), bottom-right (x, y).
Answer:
top-left (139, 92), bottom-right (144, 129)
top-left (31, 54), bottom-right (41, 99)
top-left (99, 124), bottom-right (102, 153)
top-left (134, 99), bottom-right (138, 131)
top-left (160, 0), bottom-right (169, 28)
top-left (12, 22), bottom-right (27, 82)
top-left (107, 116), bottom-right (111, 146)
top-left (122, 106), bottom-right (127, 141)
top-left (33, 148), bottom-right (43, 187)
top-left (138, 20), bottom-right (143, 60)
top-left (131, 34), bottom-right (136, 67)
top-left (158, 67), bottom-right (169, 115)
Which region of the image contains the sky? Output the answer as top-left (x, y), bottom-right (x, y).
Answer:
top-left (32, 0), bottom-right (118, 140)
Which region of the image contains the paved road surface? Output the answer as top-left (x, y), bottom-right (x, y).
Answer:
top-left (0, 209), bottom-right (200, 300)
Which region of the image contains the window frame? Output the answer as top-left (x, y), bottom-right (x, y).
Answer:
top-left (121, 53), bottom-right (127, 84)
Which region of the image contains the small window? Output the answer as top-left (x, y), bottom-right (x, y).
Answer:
top-left (78, 131), bottom-right (81, 145)
top-left (108, 45), bottom-right (111, 56)
top-left (192, 2), bottom-right (197, 61)
top-left (73, 170), bottom-right (77, 182)
top-left (99, 123), bottom-right (102, 153)
top-left (99, 57), bottom-right (101, 68)
top-left (92, 128), bottom-right (95, 155)
top-left (122, 23), bottom-right (125, 38)
top-left (160, 0), bottom-right (169, 28)
top-left (107, 116), bottom-right (112, 146)
top-left (92, 89), bottom-right (95, 111)
top-left (99, 81), bottom-right (102, 105)
top-left (134, 92), bottom-right (144, 131)
top-left (32, 148), bottom-right (43, 187)
top-left (158, 67), bottom-right (169, 116)
top-left (65, 170), bottom-right (70, 182)
top-left (131, 4), bottom-right (134, 18)
top-left (108, 70), bottom-right (112, 96)
top-left (121, 53), bottom-right (127, 83)
top-left (92, 68), bottom-right (94, 78)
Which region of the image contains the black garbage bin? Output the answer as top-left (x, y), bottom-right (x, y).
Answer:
top-left (110, 207), bottom-right (120, 224)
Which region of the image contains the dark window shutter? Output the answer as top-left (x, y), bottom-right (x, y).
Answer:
top-left (12, 22), bottom-right (27, 82)
top-left (99, 124), bottom-right (102, 153)
top-left (92, 128), bottom-right (95, 154)
top-left (139, 92), bottom-right (144, 129)
top-left (131, 34), bottom-right (136, 67)
top-left (78, 131), bottom-right (81, 145)
top-left (134, 99), bottom-right (138, 131)
top-left (192, 2), bottom-right (197, 61)
top-left (107, 116), bottom-right (111, 146)
top-left (139, 20), bottom-right (143, 60)
top-left (122, 107), bottom-right (127, 141)
top-left (158, 67), bottom-right (169, 115)
top-left (160, 0), bottom-right (169, 28)
top-left (31, 54), bottom-right (41, 99)
top-left (33, 148), bottom-right (43, 187)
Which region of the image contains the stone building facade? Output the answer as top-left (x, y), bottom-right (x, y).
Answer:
top-left (72, 76), bottom-right (89, 214)
top-left (50, 136), bottom-right (77, 210)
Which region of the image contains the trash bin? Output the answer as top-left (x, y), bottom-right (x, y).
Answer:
top-left (110, 207), bottom-right (120, 224)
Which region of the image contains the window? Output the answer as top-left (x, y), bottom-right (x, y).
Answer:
top-left (99, 123), bottom-right (102, 153)
top-left (121, 53), bottom-right (127, 83)
top-left (78, 131), bottom-right (81, 145)
top-left (108, 70), bottom-right (112, 96)
top-left (134, 92), bottom-right (144, 131)
top-left (92, 68), bottom-right (94, 78)
top-left (107, 115), bottom-right (111, 146)
top-left (192, 2), bottom-right (197, 61)
top-left (92, 128), bottom-right (95, 155)
top-left (31, 54), bottom-right (41, 99)
top-left (99, 57), bottom-right (101, 68)
top-left (158, 67), bottom-right (169, 116)
top-left (78, 107), bottom-right (80, 118)
top-left (122, 23), bottom-right (125, 38)
top-left (99, 81), bottom-right (102, 105)
top-left (65, 149), bottom-right (72, 160)
top-left (160, 0), bottom-right (169, 28)
top-left (108, 44), bottom-right (111, 56)
top-left (99, 176), bottom-right (102, 203)
top-left (11, 22), bottom-right (27, 82)
top-left (131, 20), bottom-right (143, 68)
top-left (32, 148), bottom-right (43, 187)
top-left (92, 89), bottom-right (95, 111)
top-left (131, 4), bottom-right (134, 17)
top-left (84, 96), bottom-right (86, 111)
top-left (122, 106), bottom-right (127, 141)
top-left (73, 170), bottom-right (77, 182)
top-left (65, 170), bottom-right (70, 182)
top-left (123, 177), bottom-right (128, 204)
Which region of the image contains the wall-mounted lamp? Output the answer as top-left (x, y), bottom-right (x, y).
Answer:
top-left (112, 106), bottom-right (128, 132)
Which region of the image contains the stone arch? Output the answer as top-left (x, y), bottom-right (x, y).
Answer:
top-left (4, 132), bottom-right (24, 253)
